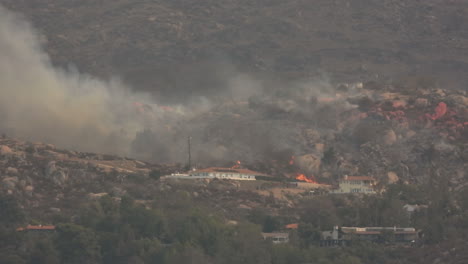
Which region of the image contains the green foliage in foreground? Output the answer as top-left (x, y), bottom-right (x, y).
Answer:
top-left (0, 178), bottom-right (467, 264)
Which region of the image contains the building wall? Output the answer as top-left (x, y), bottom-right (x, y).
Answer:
top-left (333, 180), bottom-right (375, 194)
top-left (189, 172), bottom-right (256, 180)
top-left (262, 233), bottom-right (289, 244)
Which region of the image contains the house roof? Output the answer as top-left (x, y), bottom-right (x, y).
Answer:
top-left (285, 223), bottom-right (299, 229)
top-left (193, 167), bottom-right (270, 176)
top-left (342, 176), bottom-right (376, 181)
top-left (16, 225), bottom-right (56, 231)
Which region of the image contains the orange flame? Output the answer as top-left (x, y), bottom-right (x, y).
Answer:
top-left (426, 102), bottom-right (447, 120)
top-left (231, 160), bottom-right (241, 169)
top-left (295, 174), bottom-right (317, 183)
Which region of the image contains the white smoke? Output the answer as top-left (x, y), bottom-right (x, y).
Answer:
top-left (0, 5), bottom-right (160, 155)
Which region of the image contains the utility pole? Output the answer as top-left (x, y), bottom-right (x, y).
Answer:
top-left (188, 136), bottom-right (192, 170)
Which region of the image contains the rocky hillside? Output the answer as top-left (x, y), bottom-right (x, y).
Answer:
top-left (0, 137), bottom-right (290, 221)
top-left (3, 0), bottom-right (468, 101)
top-left (0, 137), bottom-right (159, 216)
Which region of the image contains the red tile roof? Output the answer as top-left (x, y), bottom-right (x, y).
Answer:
top-left (285, 223), bottom-right (299, 229)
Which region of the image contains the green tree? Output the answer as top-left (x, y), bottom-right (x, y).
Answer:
top-left (0, 252), bottom-right (26, 264)
top-left (297, 223), bottom-right (321, 247)
top-left (120, 205), bottom-right (166, 239)
top-left (262, 216), bottom-right (281, 233)
top-left (56, 223), bottom-right (101, 264)
top-left (172, 210), bottom-right (224, 255)
top-left (270, 244), bottom-right (305, 264)
top-left (149, 169), bottom-right (164, 181)
top-left (300, 197), bottom-right (339, 229)
top-left (162, 244), bottom-right (212, 264)
top-left (214, 224), bottom-right (270, 264)
top-left (0, 194), bottom-right (25, 225)
top-left (28, 238), bottom-right (60, 264)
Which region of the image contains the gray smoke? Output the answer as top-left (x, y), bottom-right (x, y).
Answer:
top-left (0, 5), bottom-right (348, 165)
top-left (0, 5), bottom-right (172, 156)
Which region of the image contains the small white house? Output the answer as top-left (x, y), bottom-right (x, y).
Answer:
top-left (262, 232), bottom-right (289, 244)
top-left (188, 167), bottom-right (267, 180)
top-left (332, 175), bottom-right (376, 194)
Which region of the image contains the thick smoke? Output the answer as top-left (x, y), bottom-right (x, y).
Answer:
top-left (0, 5), bottom-right (259, 161)
top-left (0, 6), bottom-right (161, 155)
top-left (0, 5), bottom-right (348, 166)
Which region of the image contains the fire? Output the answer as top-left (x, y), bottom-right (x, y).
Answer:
top-left (426, 102), bottom-right (447, 120)
top-left (348, 97), bottom-right (467, 140)
top-left (231, 160), bottom-right (241, 169)
top-left (289, 156), bottom-right (295, 165)
top-left (295, 173), bottom-right (317, 184)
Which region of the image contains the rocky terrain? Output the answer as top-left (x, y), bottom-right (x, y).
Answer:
top-left (132, 79), bottom-right (468, 189)
top-left (2, 0), bottom-right (468, 101)
top-left (0, 136), bottom-right (295, 222)
top-left (2, 78), bottom-right (468, 220)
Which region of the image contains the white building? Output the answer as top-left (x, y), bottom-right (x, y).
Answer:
top-left (166, 167), bottom-right (269, 181)
top-left (321, 226), bottom-right (419, 244)
top-left (188, 167), bottom-right (268, 180)
top-left (332, 175), bottom-right (376, 194)
top-left (262, 232), bottom-right (289, 244)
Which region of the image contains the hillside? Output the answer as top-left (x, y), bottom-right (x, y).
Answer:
top-left (2, 1), bottom-right (468, 263)
top-left (1, 132), bottom-right (468, 264)
top-left (3, 0), bottom-right (468, 101)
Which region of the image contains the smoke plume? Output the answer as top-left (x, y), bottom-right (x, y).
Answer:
top-left (0, 6), bottom-right (159, 155)
top-left (0, 5), bottom-right (347, 166)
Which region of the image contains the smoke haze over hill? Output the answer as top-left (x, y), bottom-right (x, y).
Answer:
top-left (0, 5), bottom-right (156, 155)
top-left (0, 5), bottom-right (343, 164)
top-left (2, 3), bottom-right (465, 181)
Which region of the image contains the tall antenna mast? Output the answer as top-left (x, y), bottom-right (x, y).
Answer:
top-left (188, 136), bottom-right (192, 170)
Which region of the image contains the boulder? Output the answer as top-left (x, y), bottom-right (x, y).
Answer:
top-left (414, 98), bottom-right (428, 108)
top-left (382, 129), bottom-right (397, 145)
top-left (387, 172), bottom-right (399, 184)
top-left (2, 177), bottom-right (18, 190)
top-left (6, 167), bottom-right (18, 175)
top-left (49, 207), bottom-right (61, 213)
top-left (406, 130), bottom-right (417, 138)
top-left (88, 192), bottom-right (108, 200)
top-left (448, 95), bottom-right (468, 106)
top-left (296, 154), bottom-right (321, 174)
top-left (315, 143), bottom-right (325, 153)
top-left (0, 145), bottom-right (13, 156)
top-left (24, 185), bottom-right (34, 197)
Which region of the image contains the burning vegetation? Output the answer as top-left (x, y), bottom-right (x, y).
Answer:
top-left (295, 173), bottom-right (318, 184)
